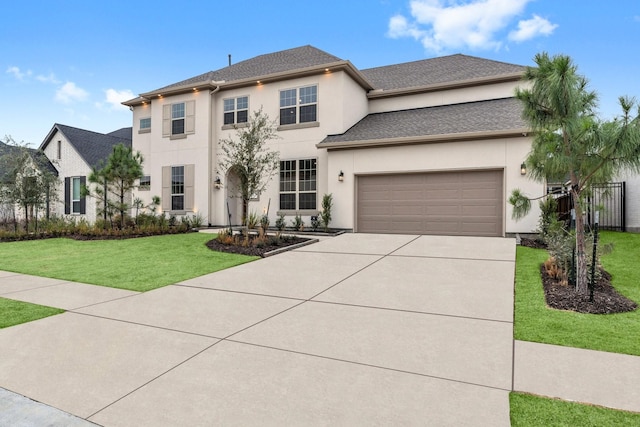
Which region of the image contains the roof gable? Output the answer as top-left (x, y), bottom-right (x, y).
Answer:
top-left (153, 45), bottom-right (343, 93)
top-left (40, 124), bottom-right (132, 169)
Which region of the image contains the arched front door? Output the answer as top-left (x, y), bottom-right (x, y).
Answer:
top-left (225, 167), bottom-right (243, 226)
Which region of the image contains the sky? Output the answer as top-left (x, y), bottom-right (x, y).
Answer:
top-left (2, 0), bottom-right (639, 147)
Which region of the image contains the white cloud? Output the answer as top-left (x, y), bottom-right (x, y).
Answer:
top-left (388, 0), bottom-right (556, 53)
top-left (6, 66), bottom-right (32, 80)
top-left (36, 73), bottom-right (60, 84)
top-left (103, 88), bottom-right (135, 111)
top-left (55, 82), bottom-right (89, 104)
top-left (508, 14), bottom-right (558, 42)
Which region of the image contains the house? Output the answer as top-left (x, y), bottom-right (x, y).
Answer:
top-left (39, 124), bottom-right (132, 222)
top-left (123, 45), bottom-right (545, 237)
top-left (0, 141), bottom-right (58, 222)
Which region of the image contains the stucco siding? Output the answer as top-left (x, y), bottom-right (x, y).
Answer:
top-left (323, 136), bottom-right (542, 234)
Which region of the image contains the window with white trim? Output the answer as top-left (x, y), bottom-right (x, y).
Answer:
top-left (162, 101), bottom-right (195, 138)
top-left (279, 85), bottom-right (317, 126)
top-left (139, 117), bottom-right (151, 132)
top-left (223, 96), bottom-right (248, 125)
top-left (171, 166), bottom-right (184, 210)
top-left (279, 159), bottom-right (317, 210)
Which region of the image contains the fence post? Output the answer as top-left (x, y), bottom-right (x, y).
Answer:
top-left (589, 211), bottom-right (599, 302)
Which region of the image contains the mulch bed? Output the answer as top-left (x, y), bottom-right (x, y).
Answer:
top-left (521, 238), bottom-right (637, 314)
top-left (206, 236), bottom-right (311, 257)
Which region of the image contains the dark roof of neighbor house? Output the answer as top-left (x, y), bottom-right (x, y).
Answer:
top-left (0, 141), bottom-right (58, 182)
top-left (360, 54), bottom-right (526, 91)
top-left (153, 45), bottom-right (344, 93)
top-left (40, 124), bottom-right (132, 169)
top-left (319, 97), bottom-right (527, 147)
top-left (106, 127), bottom-right (133, 140)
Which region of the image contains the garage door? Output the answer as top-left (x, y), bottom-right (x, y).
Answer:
top-left (356, 170), bottom-right (503, 236)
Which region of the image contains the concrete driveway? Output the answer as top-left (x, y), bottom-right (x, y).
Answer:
top-left (0, 233), bottom-right (516, 426)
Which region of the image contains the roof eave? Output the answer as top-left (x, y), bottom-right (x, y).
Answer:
top-left (367, 72), bottom-right (524, 99)
top-left (317, 128), bottom-right (532, 151)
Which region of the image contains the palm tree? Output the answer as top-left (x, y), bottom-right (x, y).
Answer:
top-left (511, 52), bottom-right (640, 295)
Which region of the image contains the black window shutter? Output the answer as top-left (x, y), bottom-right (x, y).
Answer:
top-left (80, 176), bottom-right (86, 214)
top-left (64, 177), bottom-right (70, 214)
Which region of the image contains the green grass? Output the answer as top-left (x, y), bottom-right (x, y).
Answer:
top-left (0, 233), bottom-right (257, 292)
top-left (0, 297), bottom-right (64, 329)
top-left (510, 392), bottom-right (640, 426)
top-left (515, 231), bottom-right (640, 356)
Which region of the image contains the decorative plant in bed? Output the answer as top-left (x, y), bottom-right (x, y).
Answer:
top-left (206, 229), bottom-right (311, 257)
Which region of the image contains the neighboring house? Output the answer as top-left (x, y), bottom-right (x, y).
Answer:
top-left (39, 124), bottom-right (132, 222)
top-left (123, 45), bottom-right (545, 236)
top-left (0, 141), bottom-right (58, 222)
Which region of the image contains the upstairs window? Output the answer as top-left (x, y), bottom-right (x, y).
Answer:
top-left (279, 85), bottom-right (317, 126)
top-left (172, 103), bottom-right (185, 135)
top-left (139, 117), bottom-right (151, 133)
top-left (139, 175), bottom-right (151, 191)
top-left (223, 96), bottom-right (249, 125)
top-left (162, 101), bottom-right (195, 138)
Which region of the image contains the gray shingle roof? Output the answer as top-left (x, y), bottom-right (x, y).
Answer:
top-left (0, 142), bottom-right (58, 182)
top-left (320, 97), bottom-right (527, 145)
top-left (107, 127), bottom-right (133, 140)
top-left (154, 45), bottom-right (343, 92)
top-left (44, 124), bottom-right (132, 169)
top-left (361, 54), bottom-right (526, 91)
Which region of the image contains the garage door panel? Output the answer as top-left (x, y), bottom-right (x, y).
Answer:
top-left (357, 170), bottom-right (503, 237)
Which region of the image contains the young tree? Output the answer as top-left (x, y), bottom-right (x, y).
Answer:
top-left (218, 109), bottom-right (280, 224)
top-left (83, 143), bottom-right (144, 229)
top-left (510, 52), bottom-right (640, 295)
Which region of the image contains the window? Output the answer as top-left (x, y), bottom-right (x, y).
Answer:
top-left (279, 85), bottom-right (317, 126)
top-left (162, 101), bottom-right (195, 138)
top-left (57, 140), bottom-right (61, 160)
top-left (162, 165), bottom-right (194, 211)
top-left (139, 117), bottom-right (151, 133)
top-left (72, 177), bottom-right (81, 213)
top-left (171, 103), bottom-right (185, 135)
top-left (279, 159), bottom-right (317, 210)
top-left (223, 96), bottom-right (248, 125)
top-left (64, 176), bottom-right (85, 215)
top-left (139, 175), bottom-right (151, 191)
top-left (171, 166), bottom-right (184, 210)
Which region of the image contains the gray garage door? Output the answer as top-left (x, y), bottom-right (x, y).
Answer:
top-left (356, 170), bottom-right (503, 236)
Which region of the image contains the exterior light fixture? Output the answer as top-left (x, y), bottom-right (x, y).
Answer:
top-left (214, 176), bottom-right (222, 189)
top-left (520, 163), bottom-right (527, 176)
top-left (338, 171), bottom-right (344, 182)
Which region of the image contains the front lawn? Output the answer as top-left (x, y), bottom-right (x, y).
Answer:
top-left (510, 392), bottom-right (640, 426)
top-left (0, 297), bottom-right (64, 329)
top-left (0, 233), bottom-right (257, 292)
top-left (515, 231), bottom-right (640, 356)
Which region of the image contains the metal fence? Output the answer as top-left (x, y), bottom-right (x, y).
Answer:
top-left (553, 182), bottom-right (626, 231)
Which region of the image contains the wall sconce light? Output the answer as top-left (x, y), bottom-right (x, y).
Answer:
top-left (214, 176), bottom-right (222, 189)
top-left (338, 171), bottom-right (344, 182)
top-left (520, 163), bottom-right (527, 176)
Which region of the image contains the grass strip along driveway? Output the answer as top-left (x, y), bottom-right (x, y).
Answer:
top-left (0, 233), bottom-right (256, 293)
top-left (515, 231), bottom-right (640, 357)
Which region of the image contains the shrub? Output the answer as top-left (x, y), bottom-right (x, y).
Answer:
top-left (275, 214), bottom-right (286, 231)
top-left (291, 214), bottom-right (304, 231)
top-left (320, 193), bottom-right (333, 232)
top-left (245, 211), bottom-right (259, 229)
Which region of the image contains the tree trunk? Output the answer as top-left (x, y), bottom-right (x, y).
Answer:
top-left (573, 193), bottom-right (588, 295)
top-left (242, 198), bottom-right (249, 226)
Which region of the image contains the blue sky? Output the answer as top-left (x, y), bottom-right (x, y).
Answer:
top-left (2, 0), bottom-right (639, 147)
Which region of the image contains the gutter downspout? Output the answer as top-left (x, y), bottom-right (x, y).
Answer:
top-left (208, 82), bottom-right (222, 226)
